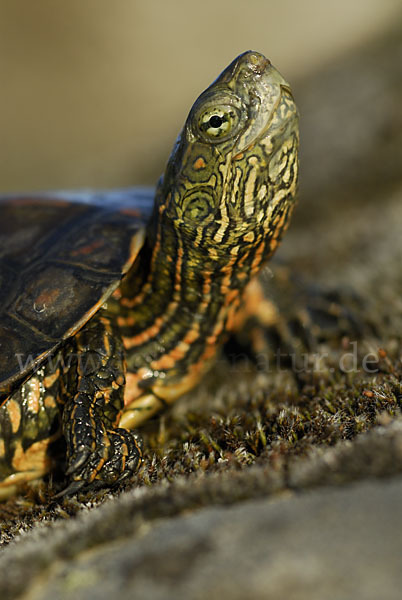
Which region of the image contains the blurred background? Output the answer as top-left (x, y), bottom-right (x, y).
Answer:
top-left (0, 0), bottom-right (401, 193)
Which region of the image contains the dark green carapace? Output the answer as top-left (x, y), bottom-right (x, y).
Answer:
top-left (0, 51), bottom-right (298, 499)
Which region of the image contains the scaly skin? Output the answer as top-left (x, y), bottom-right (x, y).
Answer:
top-left (0, 51), bottom-right (298, 496)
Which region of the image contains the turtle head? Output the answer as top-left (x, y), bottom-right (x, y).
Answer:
top-left (155, 51), bottom-right (299, 272)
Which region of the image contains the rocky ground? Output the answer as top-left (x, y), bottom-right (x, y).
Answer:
top-left (0, 23), bottom-right (401, 600)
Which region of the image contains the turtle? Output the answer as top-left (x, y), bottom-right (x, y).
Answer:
top-left (0, 51), bottom-right (299, 499)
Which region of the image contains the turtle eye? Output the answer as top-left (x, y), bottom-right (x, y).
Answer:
top-left (197, 105), bottom-right (241, 141)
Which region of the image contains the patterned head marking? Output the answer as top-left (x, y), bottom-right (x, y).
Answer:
top-left (154, 51), bottom-right (299, 272)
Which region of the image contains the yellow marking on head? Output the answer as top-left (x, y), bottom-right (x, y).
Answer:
top-left (257, 184), bottom-right (267, 200)
top-left (282, 164), bottom-right (291, 184)
top-left (230, 167), bottom-right (242, 205)
top-left (212, 152), bottom-right (233, 242)
top-left (270, 188), bottom-right (287, 212)
top-left (244, 157), bottom-right (258, 217)
top-left (214, 190), bottom-right (230, 242)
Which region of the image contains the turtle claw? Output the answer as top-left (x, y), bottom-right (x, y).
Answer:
top-left (54, 479), bottom-right (87, 499)
top-left (65, 448), bottom-right (91, 476)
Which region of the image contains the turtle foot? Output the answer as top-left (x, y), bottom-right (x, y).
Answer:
top-left (65, 428), bottom-right (143, 493)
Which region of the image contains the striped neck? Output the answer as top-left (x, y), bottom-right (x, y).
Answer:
top-left (117, 205), bottom-right (251, 388)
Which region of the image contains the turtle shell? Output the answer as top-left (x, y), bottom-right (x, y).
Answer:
top-left (0, 187), bottom-right (154, 396)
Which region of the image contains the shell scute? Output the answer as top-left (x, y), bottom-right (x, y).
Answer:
top-left (0, 189), bottom-right (154, 394)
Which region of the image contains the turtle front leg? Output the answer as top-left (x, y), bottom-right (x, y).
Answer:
top-left (225, 275), bottom-right (298, 365)
top-left (61, 309), bottom-right (143, 493)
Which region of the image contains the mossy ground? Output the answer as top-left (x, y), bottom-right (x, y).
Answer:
top-left (1, 318), bottom-right (400, 545)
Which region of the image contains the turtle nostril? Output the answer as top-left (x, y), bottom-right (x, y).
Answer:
top-left (246, 51), bottom-right (271, 74)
